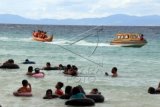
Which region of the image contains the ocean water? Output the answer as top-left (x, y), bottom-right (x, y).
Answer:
top-left (0, 24), bottom-right (160, 107)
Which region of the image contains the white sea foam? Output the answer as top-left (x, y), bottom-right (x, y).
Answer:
top-left (0, 36), bottom-right (119, 47)
top-left (46, 39), bottom-right (118, 47)
top-left (0, 36), bottom-right (33, 42)
top-left (0, 37), bottom-right (9, 41)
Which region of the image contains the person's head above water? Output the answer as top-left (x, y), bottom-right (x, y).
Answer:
top-left (35, 68), bottom-right (40, 73)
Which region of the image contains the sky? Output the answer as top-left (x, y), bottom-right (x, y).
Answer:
top-left (0, 0), bottom-right (159, 19)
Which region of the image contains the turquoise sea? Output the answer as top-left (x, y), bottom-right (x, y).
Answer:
top-left (0, 24), bottom-right (160, 107)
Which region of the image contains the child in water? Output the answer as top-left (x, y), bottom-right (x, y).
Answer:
top-left (43, 89), bottom-right (58, 99)
top-left (54, 82), bottom-right (64, 96)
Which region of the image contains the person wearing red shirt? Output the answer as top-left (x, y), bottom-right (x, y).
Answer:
top-left (55, 82), bottom-right (64, 96)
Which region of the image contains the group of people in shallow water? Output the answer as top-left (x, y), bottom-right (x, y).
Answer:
top-left (26, 67), bottom-right (45, 77)
top-left (41, 62), bottom-right (118, 77)
top-left (63, 64), bottom-right (78, 76)
top-left (0, 59), bottom-right (118, 77)
top-left (2, 58), bottom-right (159, 96)
top-left (25, 62), bottom-right (78, 77)
top-left (0, 59), bottom-right (79, 77)
top-left (41, 62), bottom-right (78, 76)
top-left (32, 30), bottom-right (48, 39)
top-left (41, 62), bottom-right (65, 71)
top-left (13, 79), bottom-right (102, 100)
top-left (1, 58), bottom-right (159, 106)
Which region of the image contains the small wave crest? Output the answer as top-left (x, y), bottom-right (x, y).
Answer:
top-left (0, 36), bottom-right (33, 42)
top-left (0, 36), bottom-right (118, 47)
top-left (46, 39), bottom-right (116, 47)
top-left (0, 37), bottom-right (9, 41)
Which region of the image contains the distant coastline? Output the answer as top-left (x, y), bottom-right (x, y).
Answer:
top-left (0, 14), bottom-right (160, 26)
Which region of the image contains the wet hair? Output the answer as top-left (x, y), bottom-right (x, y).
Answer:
top-left (67, 64), bottom-right (71, 69)
top-left (59, 64), bottom-right (63, 67)
top-left (112, 67), bottom-right (117, 73)
top-left (22, 80), bottom-right (28, 87)
top-left (77, 85), bottom-right (85, 94)
top-left (72, 65), bottom-right (78, 70)
top-left (25, 59), bottom-right (29, 62)
top-left (148, 87), bottom-right (156, 94)
top-left (92, 88), bottom-right (98, 92)
top-left (46, 62), bottom-right (51, 66)
top-left (72, 65), bottom-right (76, 68)
top-left (65, 86), bottom-right (72, 95)
top-left (72, 86), bottom-right (81, 95)
top-left (28, 66), bottom-right (33, 72)
top-left (8, 59), bottom-right (14, 63)
top-left (46, 89), bottom-right (53, 95)
top-left (57, 82), bottom-right (64, 89)
top-left (35, 68), bottom-right (40, 73)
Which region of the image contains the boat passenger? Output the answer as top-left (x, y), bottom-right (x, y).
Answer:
top-left (33, 31), bottom-right (38, 37)
top-left (40, 31), bottom-right (45, 39)
top-left (140, 34), bottom-right (144, 40)
top-left (36, 30), bottom-right (41, 37)
top-left (43, 32), bottom-right (47, 39)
